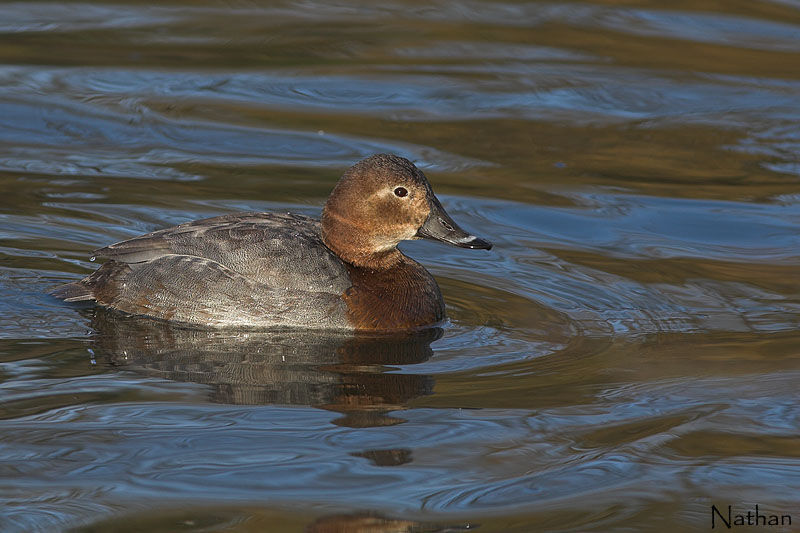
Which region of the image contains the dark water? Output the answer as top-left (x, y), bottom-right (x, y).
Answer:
top-left (2, 1), bottom-right (800, 531)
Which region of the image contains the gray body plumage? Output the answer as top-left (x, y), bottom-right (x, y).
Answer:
top-left (55, 212), bottom-right (353, 329)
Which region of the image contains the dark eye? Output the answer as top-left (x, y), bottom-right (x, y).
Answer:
top-left (394, 187), bottom-right (408, 198)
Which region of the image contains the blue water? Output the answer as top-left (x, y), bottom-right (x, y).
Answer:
top-left (1, 1), bottom-right (799, 531)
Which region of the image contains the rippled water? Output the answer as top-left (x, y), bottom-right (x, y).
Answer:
top-left (1, 1), bottom-right (799, 531)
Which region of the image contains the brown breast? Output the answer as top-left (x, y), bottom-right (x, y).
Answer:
top-left (342, 255), bottom-right (445, 331)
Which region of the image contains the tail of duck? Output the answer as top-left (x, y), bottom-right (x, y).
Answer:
top-left (51, 261), bottom-right (130, 303)
top-left (50, 279), bottom-right (96, 302)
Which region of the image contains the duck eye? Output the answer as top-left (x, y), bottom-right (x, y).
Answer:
top-left (394, 187), bottom-right (408, 198)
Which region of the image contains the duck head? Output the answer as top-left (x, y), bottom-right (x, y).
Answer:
top-left (322, 154), bottom-right (492, 268)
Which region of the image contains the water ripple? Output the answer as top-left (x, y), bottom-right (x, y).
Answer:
top-left (1, 1), bottom-right (800, 530)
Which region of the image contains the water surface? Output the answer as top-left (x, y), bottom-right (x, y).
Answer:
top-left (1, 1), bottom-right (799, 531)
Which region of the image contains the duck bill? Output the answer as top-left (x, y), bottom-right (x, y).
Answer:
top-left (416, 196), bottom-right (492, 250)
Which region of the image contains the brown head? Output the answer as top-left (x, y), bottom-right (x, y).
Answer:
top-left (321, 154), bottom-right (491, 269)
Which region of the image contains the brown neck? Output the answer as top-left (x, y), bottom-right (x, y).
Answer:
top-left (321, 210), bottom-right (402, 269)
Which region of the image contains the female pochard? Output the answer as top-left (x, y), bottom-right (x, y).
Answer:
top-left (53, 154), bottom-right (492, 331)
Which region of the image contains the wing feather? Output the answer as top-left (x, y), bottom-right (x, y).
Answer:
top-left (92, 212), bottom-right (351, 294)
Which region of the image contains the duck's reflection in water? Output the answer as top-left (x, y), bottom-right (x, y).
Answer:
top-left (87, 310), bottom-right (440, 428)
top-left (305, 512), bottom-right (474, 532)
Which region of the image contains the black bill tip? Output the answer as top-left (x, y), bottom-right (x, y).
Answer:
top-left (450, 234), bottom-right (493, 250)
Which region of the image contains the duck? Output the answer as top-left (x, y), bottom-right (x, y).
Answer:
top-left (52, 154), bottom-right (492, 331)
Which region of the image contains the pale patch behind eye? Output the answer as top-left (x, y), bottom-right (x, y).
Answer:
top-left (371, 224), bottom-right (419, 251)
